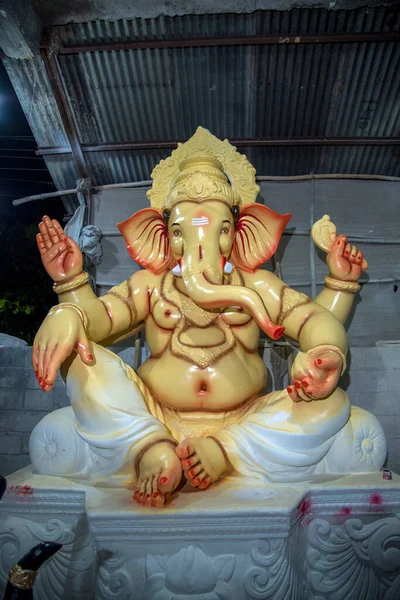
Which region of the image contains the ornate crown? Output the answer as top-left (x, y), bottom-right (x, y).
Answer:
top-left (146, 127), bottom-right (260, 209)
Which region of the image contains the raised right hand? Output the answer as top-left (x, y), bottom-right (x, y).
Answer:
top-left (37, 215), bottom-right (83, 283)
top-left (32, 307), bottom-right (94, 392)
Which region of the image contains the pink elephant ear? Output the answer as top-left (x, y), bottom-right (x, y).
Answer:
top-left (231, 204), bottom-right (292, 273)
top-left (117, 208), bottom-right (175, 275)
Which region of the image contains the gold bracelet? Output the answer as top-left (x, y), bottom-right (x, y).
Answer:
top-left (325, 276), bottom-right (360, 293)
top-left (307, 344), bottom-right (347, 375)
top-left (8, 564), bottom-right (38, 590)
top-left (53, 271), bottom-right (89, 294)
top-left (48, 303), bottom-right (89, 331)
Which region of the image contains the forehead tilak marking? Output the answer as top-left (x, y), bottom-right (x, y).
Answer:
top-left (192, 216), bottom-right (210, 226)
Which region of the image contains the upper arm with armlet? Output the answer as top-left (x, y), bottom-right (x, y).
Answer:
top-left (99, 269), bottom-right (153, 335)
top-left (244, 269), bottom-right (287, 323)
top-left (243, 270), bottom-right (347, 371)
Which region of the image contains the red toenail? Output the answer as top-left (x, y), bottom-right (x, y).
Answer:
top-left (153, 492), bottom-right (159, 498)
top-left (185, 446), bottom-right (190, 454)
top-left (294, 381), bottom-right (301, 389)
top-left (145, 493), bottom-right (150, 498)
top-left (159, 477), bottom-right (168, 484)
top-left (139, 492), bottom-right (143, 497)
top-left (317, 359), bottom-right (323, 365)
top-left (193, 478), bottom-right (199, 484)
top-left (302, 381), bottom-right (309, 387)
top-left (287, 386), bottom-right (293, 393)
top-left (189, 469), bottom-right (195, 477)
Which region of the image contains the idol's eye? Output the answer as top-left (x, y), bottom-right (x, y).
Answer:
top-left (173, 229), bottom-right (182, 237)
top-left (220, 227), bottom-right (230, 235)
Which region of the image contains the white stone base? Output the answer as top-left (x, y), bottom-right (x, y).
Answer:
top-left (1, 467), bottom-right (400, 599)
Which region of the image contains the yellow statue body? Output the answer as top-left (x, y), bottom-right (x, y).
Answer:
top-left (30, 128), bottom-right (386, 508)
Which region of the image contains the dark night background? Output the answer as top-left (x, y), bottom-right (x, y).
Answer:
top-left (0, 61), bottom-right (65, 343)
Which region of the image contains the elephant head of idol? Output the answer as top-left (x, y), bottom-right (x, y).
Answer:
top-left (117, 128), bottom-right (291, 340)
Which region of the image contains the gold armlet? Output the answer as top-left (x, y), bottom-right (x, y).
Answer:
top-left (307, 344), bottom-right (347, 375)
top-left (8, 564), bottom-right (38, 590)
top-left (48, 303), bottom-right (89, 330)
top-left (325, 276), bottom-right (360, 293)
top-left (277, 287), bottom-right (311, 325)
top-left (53, 271), bottom-right (89, 294)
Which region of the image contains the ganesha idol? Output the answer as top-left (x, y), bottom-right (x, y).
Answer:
top-left (29, 127), bottom-right (387, 508)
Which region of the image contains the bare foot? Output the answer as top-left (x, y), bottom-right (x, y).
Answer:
top-left (176, 437), bottom-right (230, 490)
top-left (134, 441), bottom-right (182, 508)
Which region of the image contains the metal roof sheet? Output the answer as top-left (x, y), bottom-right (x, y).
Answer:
top-left (2, 6), bottom-right (399, 200)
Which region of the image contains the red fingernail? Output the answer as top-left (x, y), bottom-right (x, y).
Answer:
top-left (87, 354), bottom-right (93, 361)
top-left (287, 386), bottom-right (293, 393)
top-left (294, 381), bottom-right (301, 389)
top-left (337, 240), bottom-right (341, 245)
top-left (39, 377), bottom-right (43, 384)
top-left (193, 478), bottom-right (199, 484)
top-left (153, 492), bottom-right (159, 498)
top-left (145, 493), bottom-right (150, 499)
top-left (302, 380), bottom-right (309, 387)
top-left (317, 359), bottom-right (323, 365)
top-left (189, 469), bottom-right (195, 477)
top-left (159, 477), bottom-right (168, 484)
top-left (344, 251), bottom-right (349, 256)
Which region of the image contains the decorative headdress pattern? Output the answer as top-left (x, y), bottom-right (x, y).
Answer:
top-left (146, 127), bottom-right (260, 209)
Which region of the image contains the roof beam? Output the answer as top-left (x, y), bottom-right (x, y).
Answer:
top-left (36, 137), bottom-right (400, 156)
top-left (40, 32), bottom-right (400, 55)
top-left (40, 48), bottom-right (90, 180)
top-left (0, 0), bottom-right (42, 59)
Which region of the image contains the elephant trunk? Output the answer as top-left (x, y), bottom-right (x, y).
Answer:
top-left (181, 258), bottom-right (284, 340)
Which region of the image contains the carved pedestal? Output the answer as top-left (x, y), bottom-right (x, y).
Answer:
top-left (1, 467), bottom-right (399, 599)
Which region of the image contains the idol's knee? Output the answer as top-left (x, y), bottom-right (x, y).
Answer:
top-left (29, 407), bottom-right (93, 477)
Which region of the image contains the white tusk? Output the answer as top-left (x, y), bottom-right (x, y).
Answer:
top-left (172, 264), bottom-right (182, 277)
top-left (223, 261), bottom-right (233, 274)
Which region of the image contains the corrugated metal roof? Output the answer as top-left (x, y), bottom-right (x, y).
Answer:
top-left (2, 5), bottom-right (399, 200)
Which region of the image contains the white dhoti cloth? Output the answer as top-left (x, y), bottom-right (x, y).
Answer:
top-left (29, 344), bottom-right (387, 486)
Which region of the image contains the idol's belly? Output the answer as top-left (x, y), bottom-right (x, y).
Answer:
top-left (138, 346), bottom-right (267, 410)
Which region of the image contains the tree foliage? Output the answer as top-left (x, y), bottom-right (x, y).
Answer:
top-left (0, 222), bottom-right (55, 343)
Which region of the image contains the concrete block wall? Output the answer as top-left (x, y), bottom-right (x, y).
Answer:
top-left (0, 345), bottom-right (70, 475)
top-left (0, 345), bottom-right (399, 477)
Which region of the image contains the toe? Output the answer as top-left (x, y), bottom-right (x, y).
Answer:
top-left (151, 490), bottom-right (165, 508)
top-left (144, 478), bottom-right (153, 507)
top-left (176, 439), bottom-right (195, 459)
top-left (158, 468), bottom-right (179, 495)
top-left (184, 462), bottom-right (203, 481)
top-left (181, 455), bottom-right (198, 471)
top-left (135, 479), bottom-right (147, 505)
top-left (151, 477), bottom-right (165, 508)
top-left (189, 470), bottom-right (206, 488)
top-left (198, 476), bottom-right (211, 490)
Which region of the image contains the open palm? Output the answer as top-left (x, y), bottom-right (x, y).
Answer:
top-left (37, 215), bottom-right (83, 283)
